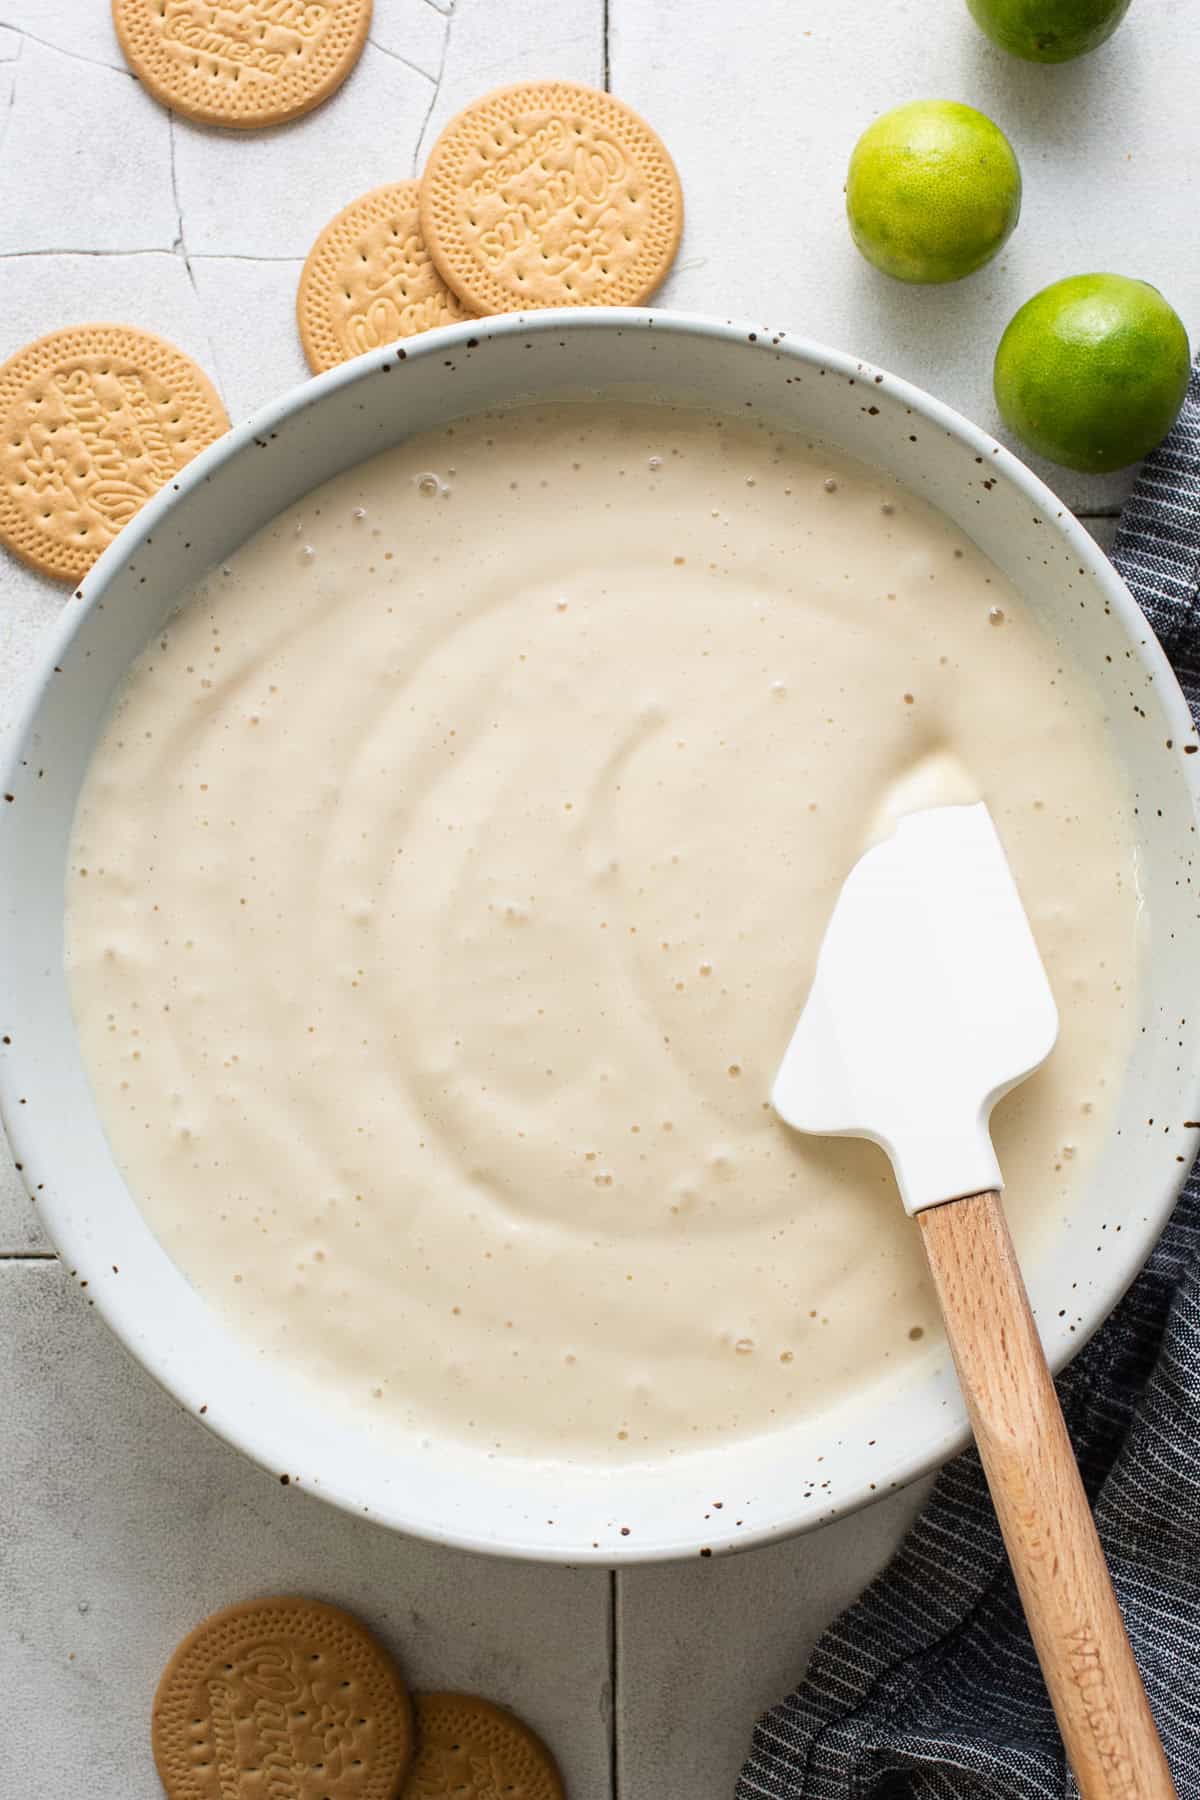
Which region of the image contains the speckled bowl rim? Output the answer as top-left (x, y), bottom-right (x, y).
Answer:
top-left (2, 307), bottom-right (1198, 1564)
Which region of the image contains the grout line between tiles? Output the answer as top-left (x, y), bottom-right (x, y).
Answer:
top-left (0, 1250), bottom-right (57, 1261)
top-left (0, 248), bottom-right (305, 263)
top-left (0, 246), bottom-right (175, 259)
top-left (609, 1566), bottom-right (621, 1799)
top-left (602, 0), bottom-right (610, 90)
top-left (0, 22), bottom-right (131, 77)
top-left (366, 36), bottom-right (438, 84)
top-left (411, 0), bottom-right (452, 179)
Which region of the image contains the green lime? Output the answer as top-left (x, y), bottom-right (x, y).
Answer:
top-left (994, 275), bottom-right (1190, 472)
top-left (845, 101), bottom-right (1021, 284)
top-left (965, 0), bottom-right (1132, 62)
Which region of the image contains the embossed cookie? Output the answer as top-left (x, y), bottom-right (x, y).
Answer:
top-left (112, 0), bottom-right (372, 130)
top-left (403, 1693), bottom-right (564, 1800)
top-left (153, 1596), bottom-right (414, 1800)
top-left (298, 181), bottom-right (477, 374)
top-left (0, 324), bottom-right (228, 584)
top-left (419, 81), bottom-right (683, 313)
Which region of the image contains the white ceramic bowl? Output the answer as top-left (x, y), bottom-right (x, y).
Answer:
top-left (3, 310), bottom-right (1199, 1563)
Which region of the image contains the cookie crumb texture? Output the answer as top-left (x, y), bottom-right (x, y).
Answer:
top-left (152, 1595), bottom-right (413, 1800)
top-left (112, 0), bottom-right (372, 129)
top-left (406, 1693), bottom-right (565, 1800)
top-left (419, 81), bottom-right (683, 313)
top-left (0, 324), bottom-right (228, 583)
top-left (298, 182), bottom-right (476, 375)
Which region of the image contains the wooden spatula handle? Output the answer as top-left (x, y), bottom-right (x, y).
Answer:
top-left (918, 1190), bottom-right (1175, 1800)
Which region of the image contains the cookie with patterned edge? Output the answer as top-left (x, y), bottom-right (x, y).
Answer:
top-left (152, 1595), bottom-right (414, 1800)
top-left (403, 1693), bottom-right (565, 1800)
top-left (0, 323), bottom-right (228, 584)
top-left (112, 0), bottom-right (372, 130)
top-left (298, 180), bottom-right (477, 374)
top-left (418, 80), bottom-right (683, 313)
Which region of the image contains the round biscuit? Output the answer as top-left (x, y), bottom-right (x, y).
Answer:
top-left (418, 80), bottom-right (683, 313)
top-left (298, 181), bottom-right (476, 375)
top-left (403, 1692), bottom-right (565, 1800)
top-left (112, 0), bottom-right (372, 130)
top-left (0, 323), bottom-right (228, 585)
top-left (152, 1595), bottom-right (414, 1800)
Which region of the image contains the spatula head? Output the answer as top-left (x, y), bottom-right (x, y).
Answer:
top-left (771, 803), bottom-right (1058, 1215)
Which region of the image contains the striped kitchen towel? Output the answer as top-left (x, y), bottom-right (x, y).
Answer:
top-left (737, 363), bottom-right (1200, 1800)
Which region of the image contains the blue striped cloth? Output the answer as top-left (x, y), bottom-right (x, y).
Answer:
top-left (737, 365), bottom-right (1200, 1800)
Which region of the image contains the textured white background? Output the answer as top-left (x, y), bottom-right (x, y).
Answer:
top-left (0, 2), bottom-right (1192, 1794)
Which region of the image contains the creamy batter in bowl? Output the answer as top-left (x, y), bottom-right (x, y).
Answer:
top-left (2, 311), bottom-right (1198, 1561)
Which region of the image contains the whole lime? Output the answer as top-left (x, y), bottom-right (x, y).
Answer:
top-left (846, 101), bottom-right (1021, 284)
top-left (965, 0), bottom-right (1132, 62)
top-left (994, 275), bottom-right (1190, 472)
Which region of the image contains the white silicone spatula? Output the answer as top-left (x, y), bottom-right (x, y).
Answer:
top-left (773, 803), bottom-right (1175, 1800)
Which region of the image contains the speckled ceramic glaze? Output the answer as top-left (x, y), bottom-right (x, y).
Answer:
top-left (2, 311), bottom-right (1198, 1563)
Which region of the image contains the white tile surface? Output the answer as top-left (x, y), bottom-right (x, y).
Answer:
top-left (0, 250), bottom-right (223, 392)
top-left (0, 2), bottom-right (1190, 1795)
top-left (0, 27), bottom-right (18, 136)
top-left (371, 0), bottom-right (449, 83)
top-left (413, 0), bottom-right (603, 167)
top-left (0, 1154), bottom-right (42, 1250)
top-left (172, 43), bottom-right (432, 259)
top-left (616, 1479), bottom-right (933, 1800)
top-left (0, 2), bottom-right (127, 71)
top-left (0, 1260), bottom-right (612, 1800)
top-left (1083, 515), bottom-right (1119, 553)
top-left (0, 40), bottom-right (175, 254)
top-left (188, 257), bottom-right (310, 421)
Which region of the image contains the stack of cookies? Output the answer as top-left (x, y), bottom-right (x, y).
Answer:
top-left (0, 0), bottom-right (683, 583)
top-left (153, 1595), bottom-right (567, 1799)
top-left (297, 80), bottom-right (685, 373)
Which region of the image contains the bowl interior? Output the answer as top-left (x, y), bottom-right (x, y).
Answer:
top-left (2, 310), bottom-right (1198, 1562)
